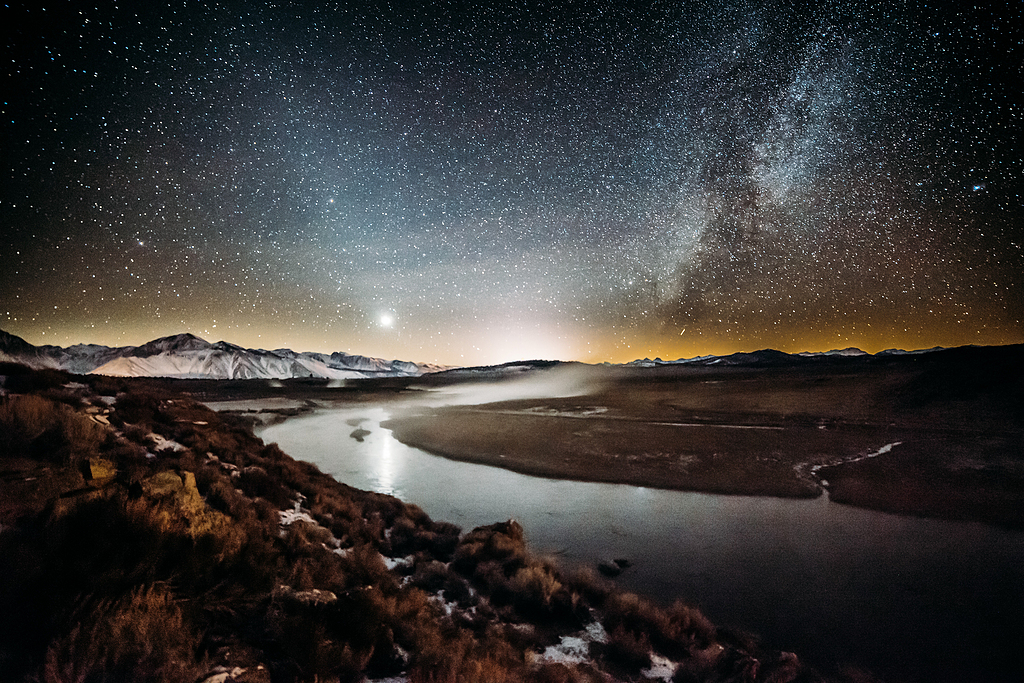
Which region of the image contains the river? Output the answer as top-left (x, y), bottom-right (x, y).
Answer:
top-left (253, 403), bottom-right (1024, 683)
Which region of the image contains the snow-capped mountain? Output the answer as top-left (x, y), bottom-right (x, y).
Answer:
top-left (0, 330), bottom-right (446, 380)
top-left (796, 347), bottom-right (869, 358)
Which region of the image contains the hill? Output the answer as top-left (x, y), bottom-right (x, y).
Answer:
top-left (0, 365), bottom-right (826, 683)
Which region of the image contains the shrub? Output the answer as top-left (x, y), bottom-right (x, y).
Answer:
top-left (600, 592), bottom-right (716, 660)
top-left (238, 465), bottom-right (294, 508)
top-left (390, 514), bottom-right (463, 560)
top-left (663, 600), bottom-right (716, 651)
top-left (265, 603), bottom-right (373, 683)
top-left (509, 564), bottom-right (563, 613)
top-left (453, 520), bottom-right (528, 576)
top-left (0, 365), bottom-right (70, 393)
top-left (410, 559), bottom-right (451, 593)
top-left (536, 662), bottom-right (608, 682)
top-left (0, 394), bottom-right (105, 464)
top-left (564, 567), bottom-right (612, 605)
top-left (111, 389), bottom-right (165, 426)
top-left (42, 584), bottom-right (203, 683)
top-left (338, 543), bottom-right (398, 592)
top-left (598, 624), bottom-right (652, 675)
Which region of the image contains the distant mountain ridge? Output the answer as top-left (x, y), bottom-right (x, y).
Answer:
top-left (622, 346), bottom-right (950, 368)
top-left (0, 330), bottom-right (447, 380)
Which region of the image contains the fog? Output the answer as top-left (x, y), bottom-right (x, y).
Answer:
top-left (407, 365), bottom-right (609, 408)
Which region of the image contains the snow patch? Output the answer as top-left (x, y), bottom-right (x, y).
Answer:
top-left (643, 653), bottom-right (678, 681)
top-left (278, 508), bottom-right (318, 526)
top-left (384, 555), bottom-right (413, 571)
top-left (536, 621), bottom-right (608, 666)
top-left (148, 433), bottom-right (186, 452)
top-left (539, 635), bottom-right (590, 665)
top-left (809, 441), bottom-right (903, 477)
top-left (279, 499), bottom-right (317, 528)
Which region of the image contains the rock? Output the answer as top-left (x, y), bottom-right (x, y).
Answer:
top-left (349, 427), bottom-right (371, 442)
top-left (198, 667), bottom-right (248, 683)
top-left (271, 585), bottom-right (338, 606)
top-left (140, 470), bottom-right (206, 518)
top-left (198, 667), bottom-right (245, 683)
top-left (597, 558), bottom-right (631, 577)
top-left (82, 456), bottom-right (116, 484)
top-left (141, 470), bottom-right (184, 497)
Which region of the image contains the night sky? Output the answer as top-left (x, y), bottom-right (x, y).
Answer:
top-left (3, 1), bottom-right (1021, 365)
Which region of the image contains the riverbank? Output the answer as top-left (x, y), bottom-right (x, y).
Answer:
top-left (1, 364), bottom-right (836, 683)
top-left (383, 405), bottom-right (867, 499)
top-left (379, 355), bottom-right (1024, 527)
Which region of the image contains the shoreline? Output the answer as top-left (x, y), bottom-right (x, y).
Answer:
top-left (227, 394), bottom-right (1024, 529)
top-left (1, 366), bottom-right (847, 683)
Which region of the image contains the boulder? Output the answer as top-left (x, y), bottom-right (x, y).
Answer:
top-left (140, 470), bottom-right (205, 518)
top-left (271, 584), bottom-right (338, 606)
top-left (141, 470), bottom-right (185, 498)
top-left (82, 456), bottom-right (116, 484)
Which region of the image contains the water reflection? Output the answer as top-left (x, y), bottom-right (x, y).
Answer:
top-left (376, 424), bottom-right (398, 497)
top-left (257, 405), bottom-right (1024, 683)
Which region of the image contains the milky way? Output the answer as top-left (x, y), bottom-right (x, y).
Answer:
top-left (3, 0), bottom-right (1021, 364)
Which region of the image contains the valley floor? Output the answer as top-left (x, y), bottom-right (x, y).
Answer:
top-left (379, 362), bottom-right (1024, 528)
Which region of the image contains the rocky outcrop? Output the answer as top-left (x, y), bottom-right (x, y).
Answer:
top-left (81, 456), bottom-right (116, 484)
top-left (140, 469), bottom-right (233, 541)
top-left (271, 585), bottom-right (338, 607)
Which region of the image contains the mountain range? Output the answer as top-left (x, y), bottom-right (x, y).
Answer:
top-left (0, 327), bottom-right (982, 381)
top-left (619, 345), bottom-right (945, 368)
top-left (0, 330), bottom-right (447, 380)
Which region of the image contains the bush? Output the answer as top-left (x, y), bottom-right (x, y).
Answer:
top-left (0, 365), bottom-right (70, 393)
top-left (111, 389), bottom-right (165, 426)
top-left (602, 592), bottom-right (716, 660)
top-left (598, 624), bottom-right (652, 675)
top-left (509, 564), bottom-right (563, 613)
top-left (0, 394), bottom-right (105, 464)
top-left (238, 465), bottom-right (294, 508)
top-left (453, 520), bottom-right (528, 576)
top-left (42, 584), bottom-right (203, 683)
top-left (410, 559), bottom-right (451, 593)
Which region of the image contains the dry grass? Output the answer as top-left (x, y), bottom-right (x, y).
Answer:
top-left (42, 584), bottom-right (204, 683)
top-left (0, 394), bottom-right (106, 464)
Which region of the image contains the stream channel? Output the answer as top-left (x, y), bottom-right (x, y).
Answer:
top-left (245, 402), bottom-right (1024, 683)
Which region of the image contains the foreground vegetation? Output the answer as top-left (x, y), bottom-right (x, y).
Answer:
top-left (0, 364), bottom-right (872, 682)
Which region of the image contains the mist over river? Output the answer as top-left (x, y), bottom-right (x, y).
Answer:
top-left (254, 404), bottom-right (1024, 683)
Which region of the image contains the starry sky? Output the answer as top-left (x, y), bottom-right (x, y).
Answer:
top-left (3, 0), bottom-right (1021, 365)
